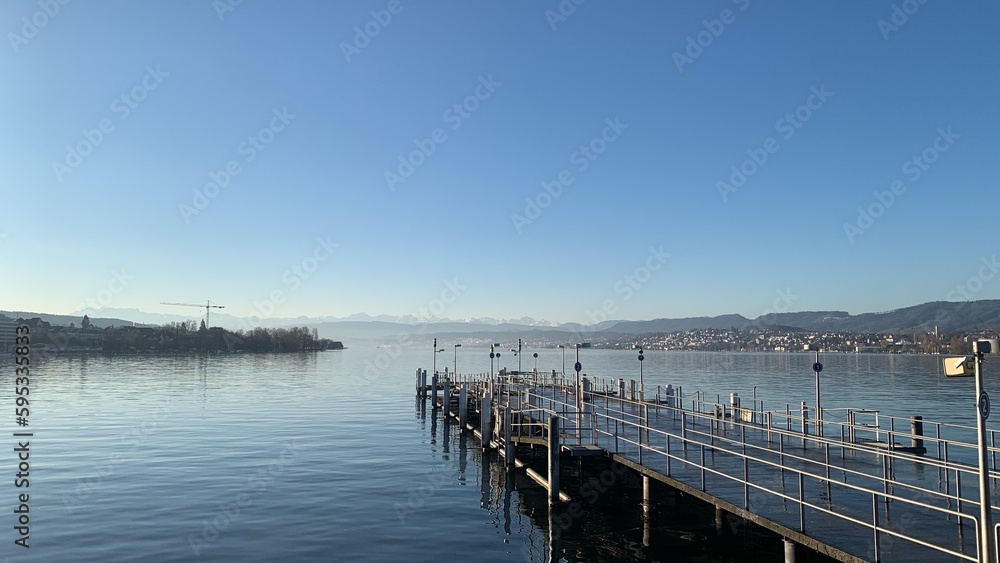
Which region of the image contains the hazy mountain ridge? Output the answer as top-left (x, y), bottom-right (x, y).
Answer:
top-left (6, 301), bottom-right (1000, 345)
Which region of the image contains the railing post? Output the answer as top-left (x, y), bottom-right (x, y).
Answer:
top-left (872, 493), bottom-right (881, 563)
top-left (798, 472), bottom-right (805, 532)
top-left (801, 401), bottom-right (809, 449)
top-left (548, 415), bottom-right (560, 504)
top-left (700, 443), bottom-right (706, 491)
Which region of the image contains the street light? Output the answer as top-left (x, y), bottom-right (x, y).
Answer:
top-left (454, 343), bottom-right (462, 375)
top-left (638, 348), bottom-right (645, 401)
top-left (432, 338), bottom-right (445, 376)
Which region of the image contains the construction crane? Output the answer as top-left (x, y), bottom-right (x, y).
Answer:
top-left (161, 301), bottom-right (225, 328)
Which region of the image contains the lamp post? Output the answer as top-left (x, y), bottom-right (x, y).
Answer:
top-left (454, 343), bottom-right (461, 375)
top-left (575, 343), bottom-right (582, 440)
top-left (638, 348), bottom-right (645, 401)
top-left (432, 339), bottom-right (445, 376)
top-left (489, 344), bottom-right (496, 377)
top-left (813, 350), bottom-right (823, 438)
top-left (973, 339), bottom-right (993, 563)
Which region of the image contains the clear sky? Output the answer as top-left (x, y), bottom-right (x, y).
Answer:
top-left (2, 0), bottom-right (998, 325)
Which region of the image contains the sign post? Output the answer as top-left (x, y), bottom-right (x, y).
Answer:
top-left (813, 351), bottom-right (823, 438)
top-left (974, 340), bottom-right (994, 563)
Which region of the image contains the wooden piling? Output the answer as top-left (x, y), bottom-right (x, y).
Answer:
top-left (548, 415), bottom-right (560, 504)
top-left (432, 374), bottom-right (438, 407)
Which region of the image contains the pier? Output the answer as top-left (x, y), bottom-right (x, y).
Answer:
top-left (416, 367), bottom-right (1000, 562)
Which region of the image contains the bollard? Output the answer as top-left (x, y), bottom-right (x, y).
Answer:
top-left (459, 385), bottom-right (468, 429)
top-left (548, 416), bottom-right (561, 504)
top-left (911, 415), bottom-right (924, 450)
top-left (481, 392), bottom-right (493, 449)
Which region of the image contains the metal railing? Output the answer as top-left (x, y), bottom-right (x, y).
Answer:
top-left (455, 372), bottom-right (996, 562)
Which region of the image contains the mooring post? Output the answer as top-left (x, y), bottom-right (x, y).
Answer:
top-left (715, 506), bottom-right (724, 535)
top-left (415, 368), bottom-right (421, 397)
top-left (459, 385), bottom-right (468, 429)
top-left (911, 415), bottom-right (923, 450)
top-left (431, 373), bottom-right (439, 407)
top-left (443, 372), bottom-right (450, 419)
top-left (618, 378), bottom-right (625, 406)
top-left (548, 415), bottom-right (560, 504)
top-left (420, 370), bottom-right (427, 399)
top-left (481, 392), bottom-right (493, 449)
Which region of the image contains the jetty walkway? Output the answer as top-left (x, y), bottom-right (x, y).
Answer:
top-left (416, 368), bottom-right (1000, 562)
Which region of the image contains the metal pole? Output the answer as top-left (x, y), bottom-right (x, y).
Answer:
top-left (814, 350), bottom-right (823, 438)
top-left (974, 347), bottom-right (993, 563)
top-left (548, 415), bottom-right (560, 504)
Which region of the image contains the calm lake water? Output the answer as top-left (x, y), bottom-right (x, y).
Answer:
top-left (0, 348), bottom-right (989, 562)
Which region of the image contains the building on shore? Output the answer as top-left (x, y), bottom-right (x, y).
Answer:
top-left (0, 314), bottom-right (18, 353)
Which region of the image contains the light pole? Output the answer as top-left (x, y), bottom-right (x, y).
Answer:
top-left (454, 343), bottom-right (461, 375)
top-left (575, 343), bottom-right (582, 441)
top-left (638, 348), bottom-right (645, 401)
top-left (489, 344), bottom-right (496, 377)
top-left (813, 350), bottom-right (823, 437)
top-left (973, 339), bottom-right (993, 563)
top-left (432, 339), bottom-right (444, 376)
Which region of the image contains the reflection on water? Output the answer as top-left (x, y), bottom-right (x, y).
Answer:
top-left (0, 349), bottom-right (975, 562)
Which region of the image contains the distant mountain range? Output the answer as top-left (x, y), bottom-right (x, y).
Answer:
top-left (4, 300), bottom-right (1000, 346)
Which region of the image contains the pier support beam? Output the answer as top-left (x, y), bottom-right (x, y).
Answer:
top-left (432, 374), bottom-right (438, 407)
top-left (548, 415), bottom-right (560, 504)
top-left (481, 392), bottom-right (493, 450)
top-left (715, 506), bottom-right (724, 535)
top-left (459, 385), bottom-right (468, 429)
top-left (783, 539), bottom-right (799, 563)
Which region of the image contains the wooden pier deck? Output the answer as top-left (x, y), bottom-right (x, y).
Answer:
top-left (417, 368), bottom-right (1000, 562)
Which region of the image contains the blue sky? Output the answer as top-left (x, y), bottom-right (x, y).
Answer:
top-left (2, 0), bottom-right (998, 325)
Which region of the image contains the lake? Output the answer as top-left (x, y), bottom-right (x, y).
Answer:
top-left (0, 348), bottom-right (987, 561)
